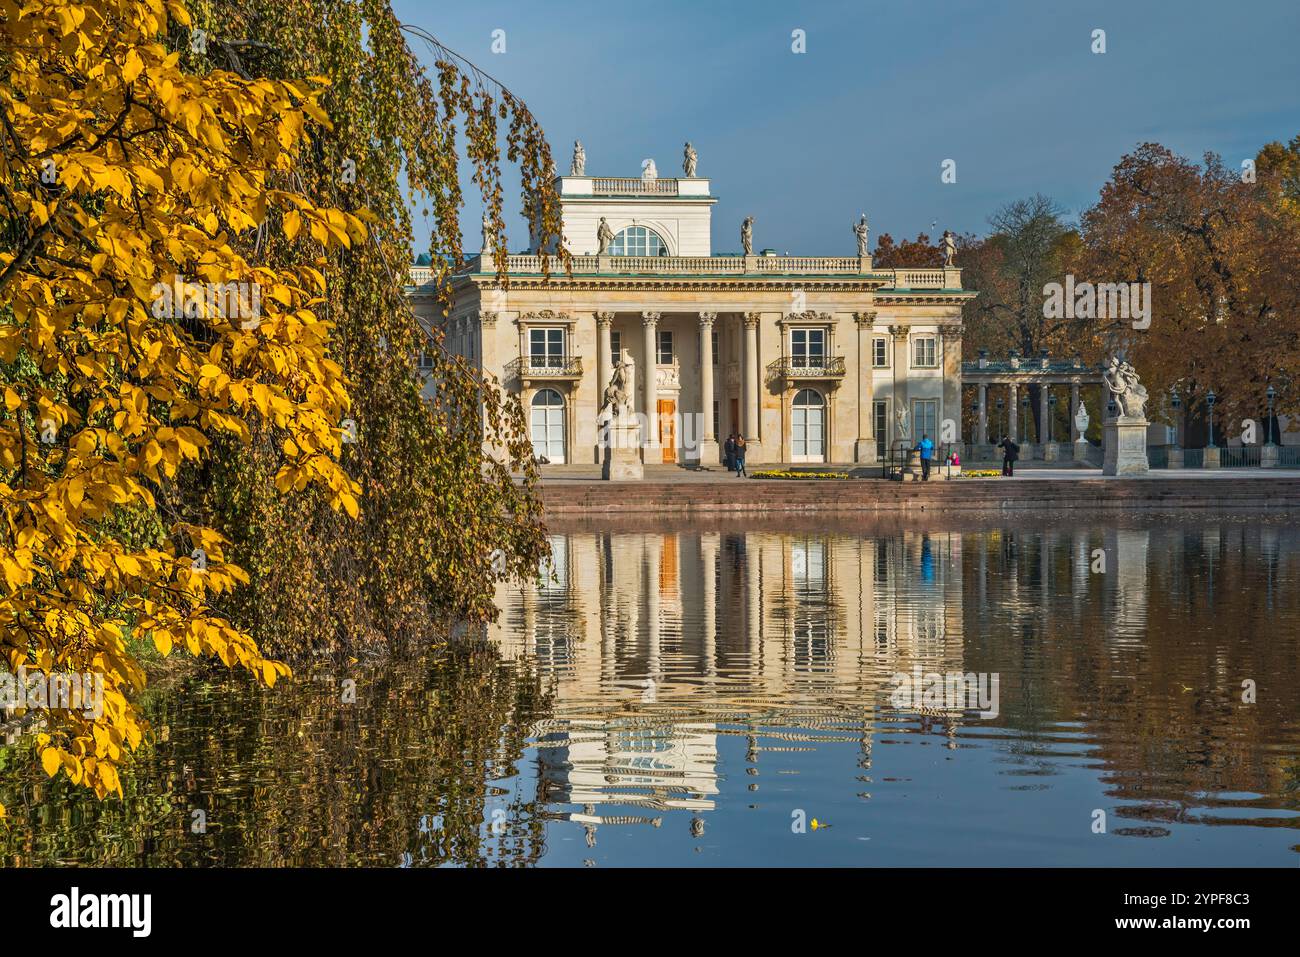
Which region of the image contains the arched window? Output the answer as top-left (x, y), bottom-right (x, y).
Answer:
top-left (530, 389), bottom-right (566, 463)
top-left (792, 389), bottom-right (825, 462)
top-left (609, 225), bottom-right (668, 257)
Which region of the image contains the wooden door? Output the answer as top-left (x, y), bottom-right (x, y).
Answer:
top-left (658, 399), bottom-right (676, 463)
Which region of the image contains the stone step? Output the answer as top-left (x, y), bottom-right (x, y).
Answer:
top-left (541, 478), bottom-right (1300, 514)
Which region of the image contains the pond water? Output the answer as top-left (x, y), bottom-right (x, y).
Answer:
top-left (3, 513), bottom-right (1299, 867)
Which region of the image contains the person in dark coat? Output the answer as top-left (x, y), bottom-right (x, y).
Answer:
top-left (999, 436), bottom-right (1019, 476)
top-left (733, 434), bottom-right (748, 477)
top-left (724, 433), bottom-right (736, 471)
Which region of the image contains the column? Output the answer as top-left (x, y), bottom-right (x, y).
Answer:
top-left (697, 312), bottom-right (719, 465)
top-left (742, 312), bottom-right (760, 442)
top-left (641, 312), bottom-right (659, 456)
top-left (890, 325), bottom-right (909, 442)
top-left (977, 382), bottom-right (988, 446)
top-left (854, 311), bottom-right (877, 463)
top-left (596, 311), bottom-right (614, 391)
top-left (941, 322), bottom-right (963, 453)
top-left (1007, 382), bottom-right (1018, 443)
top-left (1070, 381), bottom-right (1081, 442)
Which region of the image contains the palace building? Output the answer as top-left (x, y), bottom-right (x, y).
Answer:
top-left (408, 148), bottom-right (975, 466)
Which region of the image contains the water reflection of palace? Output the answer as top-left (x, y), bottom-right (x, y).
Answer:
top-left (490, 528), bottom-right (969, 832)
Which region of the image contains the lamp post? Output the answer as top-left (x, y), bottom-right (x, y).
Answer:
top-left (1048, 392), bottom-right (1057, 443)
top-left (1206, 390), bottom-right (1217, 448)
top-left (1020, 394), bottom-right (1029, 443)
top-left (996, 397), bottom-right (1005, 441)
top-left (1266, 385), bottom-right (1277, 446)
top-left (1171, 389), bottom-right (1182, 449)
top-left (971, 397), bottom-right (980, 447)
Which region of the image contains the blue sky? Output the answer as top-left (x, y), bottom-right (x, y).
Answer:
top-left (392, 0), bottom-right (1300, 257)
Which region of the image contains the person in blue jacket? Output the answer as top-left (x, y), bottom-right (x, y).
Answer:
top-left (916, 433), bottom-right (934, 481)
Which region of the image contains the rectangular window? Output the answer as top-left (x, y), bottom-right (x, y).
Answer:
top-left (657, 330), bottom-right (674, 365)
top-left (610, 331), bottom-right (622, 360)
top-left (874, 400), bottom-right (888, 457)
top-left (913, 336), bottom-right (937, 368)
top-left (711, 330), bottom-right (718, 365)
top-left (912, 399), bottom-right (938, 441)
top-left (791, 328), bottom-right (826, 368)
top-left (872, 337), bottom-right (888, 367)
top-left (529, 327), bottom-right (564, 368)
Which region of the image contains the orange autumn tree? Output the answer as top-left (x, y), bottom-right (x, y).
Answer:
top-left (0, 0), bottom-right (364, 801)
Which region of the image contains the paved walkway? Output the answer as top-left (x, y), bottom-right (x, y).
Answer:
top-left (536, 462), bottom-right (1300, 484)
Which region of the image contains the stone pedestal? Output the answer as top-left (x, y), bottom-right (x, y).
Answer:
top-left (1202, 446), bottom-right (1220, 469)
top-left (1168, 448), bottom-right (1184, 469)
top-left (902, 449), bottom-right (922, 481)
top-left (854, 438), bottom-right (878, 464)
top-left (601, 420), bottom-right (644, 480)
top-left (1073, 440), bottom-right (1091, 462)
top-left (1103, 417), bottom-right (1150, 476)
top-left (1043, 441), bottom-right (1060, 462)
top-left (1261, 445), bottom-right (1279, 468)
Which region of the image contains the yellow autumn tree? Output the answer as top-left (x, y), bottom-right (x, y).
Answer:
top-left (0, 0), bottom-right (364, 803)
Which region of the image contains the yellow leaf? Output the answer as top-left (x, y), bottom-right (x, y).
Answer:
top-left (41, 748), bottom-right (60, 778)
top-left (122, 50), bottom-right (144, 84)
top-left (283, 210), bottom-right (301, 241)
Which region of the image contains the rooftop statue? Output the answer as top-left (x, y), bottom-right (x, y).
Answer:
top-left (741, 216), bottom-right (754, 256)
top-left (683, 141), bottom-right (698, 177)
top-left (941, 230), bottom-right (957, 267)
top-left (854, 214), bottom-right (870, 257)
top-left (596, 216), bottom-right (614, 255)
top-left (570, 140), bottom-right (586, 176)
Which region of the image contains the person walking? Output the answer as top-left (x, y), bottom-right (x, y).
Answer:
top-left (733, 434), bottom-right (747, 477)
top-left (917, 432), bottom-right (934, 481)
top-left (999, 436), bottom-right (1019, 476)
top-left (724, 433), bottom-right (736, 472)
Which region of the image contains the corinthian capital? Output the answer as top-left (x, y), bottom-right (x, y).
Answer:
top-left (595, 311), bottom-right (616, 327)
top-left (697, 311), bottom-right (717, 327)
top-left (743, 311), bottom-right (761, 329)
top-left (855, 310), bottom-right (878, 327)
top-left (641, 311), bottom-right (661, 327)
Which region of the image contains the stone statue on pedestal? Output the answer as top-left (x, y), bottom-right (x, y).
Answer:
top-left (597, 217), bottom-right (614, 255)
top-left (600, 349), bottom-right (643, 480)
top-left (1101, 354), bottom-right (1150, 475)
top-left (683, 142), bottom-right (697, 177)
top-left (570, 140), bottom-right (586, 176)
top-left (941, 230), bottom-right (957, 267)
top-left (854, 215), bottom-right (870, 257)
top-left (741, 216), bottom-right (754, 256)
top-left (481, 211), bottom-right (493, 255)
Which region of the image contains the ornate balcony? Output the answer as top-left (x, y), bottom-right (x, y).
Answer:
top-left (505, 355), bottom-right (583, 384)
top-left (766, 355), bottom-right (847, 386)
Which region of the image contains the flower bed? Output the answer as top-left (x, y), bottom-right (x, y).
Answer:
top-left (959, 469), bottom-right (1003, 478)
top-left (751, 470), bottom-right (849, 480)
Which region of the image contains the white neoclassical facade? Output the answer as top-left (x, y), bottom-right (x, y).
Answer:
top-left (409, 155), bottom-right (974, 466)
